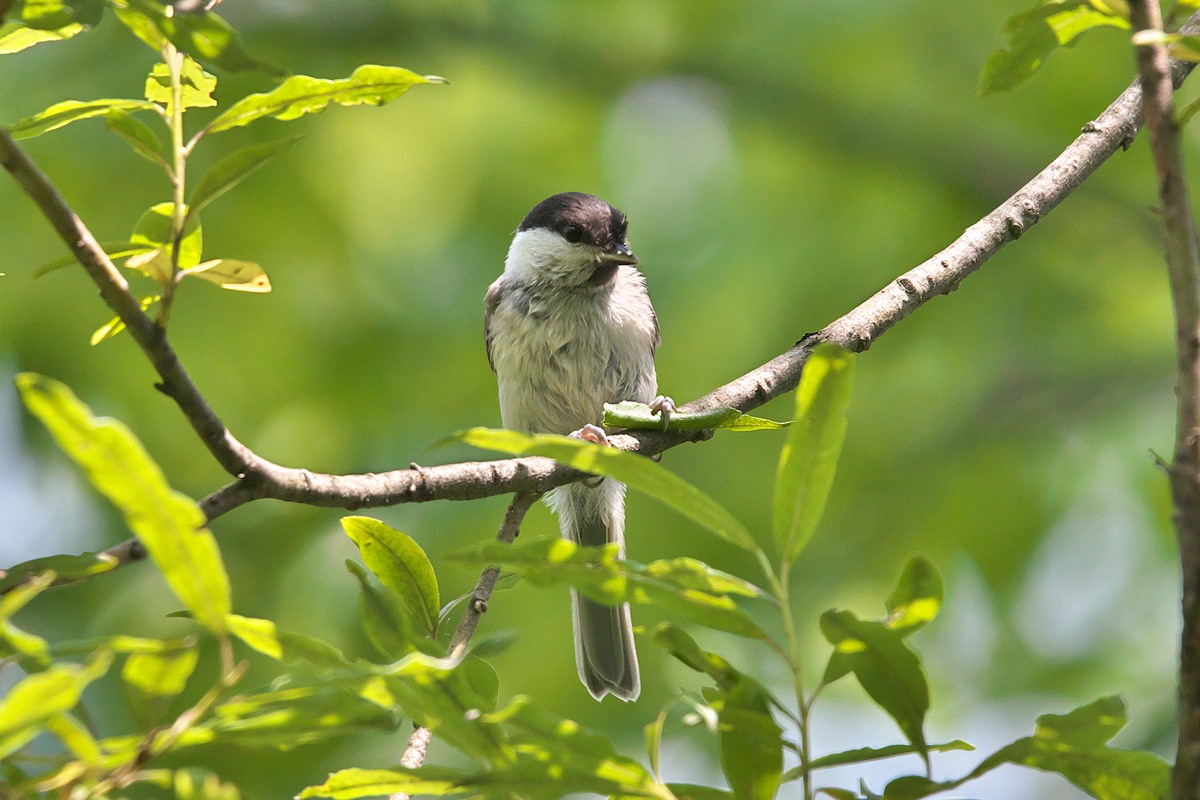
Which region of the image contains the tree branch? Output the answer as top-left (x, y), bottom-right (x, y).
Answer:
top-left (390, 491), bottom-right (540, 799)
top-left (1128, 3), bottom-right (1200, 798)
top-left (2, 30), bottom-right (1198, 587)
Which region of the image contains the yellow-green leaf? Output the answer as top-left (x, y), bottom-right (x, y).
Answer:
top-left (603, 400), bottom-right (788, 432)
top-left (456, 427), bottom-right (757, 552)
top-left (719, 680), bottom-right (784, 800)
top-left (773, 343), bottom-right (854, 563)
top-left (206, 65), bottom-right (445, 134)
top-left (978, 0), bottom-right (1128, 96)
top-left (6, 98), bottom-right (159, 139)
top-left (450, 538), bottom-right (769, 640)
top-left (187, 136), bottom-right (300, 218)
top-left (110, 0), bottom-right (280, 75)
top-left (15, 374), bottom-right (230, 635)
top-left (342, 517), bottom-right (440, 636)
top-left (129, 202), bottom-right (202, 279)
top-left (144, 56), bottom-right (216, 114)
top-left (0, 652), bottom-right (111, 759)
top-left (299, 768), bottom-right (461, 799)
top-left (225, 613), bottom-right (349, 671)
top-left (105, 107), bottom-right (165, 166)
top-left (183, 259), bottom-right (270, 293)
top-left (32, 241), bottom-right (153, 280)
top-left (0, 20), bottom-right (83, 53)
top-left (91, 293), bottom-right (160, 345)
top-left (45, 714), bottom-right (102, 764)
top-left (122, 648), bottom-right (199, 699)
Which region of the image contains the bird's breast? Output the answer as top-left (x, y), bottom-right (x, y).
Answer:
top-left (491, 279), bottom-right (657, 435)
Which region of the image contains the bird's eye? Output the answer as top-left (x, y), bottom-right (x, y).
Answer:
top-left (562, 224), bottom-right (584, 244)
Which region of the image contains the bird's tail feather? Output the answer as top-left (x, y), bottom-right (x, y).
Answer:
top-left (551, 480), bottom-right (640, 701)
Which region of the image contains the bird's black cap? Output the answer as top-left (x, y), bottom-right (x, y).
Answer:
top-left (518, 192), bottom-right (629, 253)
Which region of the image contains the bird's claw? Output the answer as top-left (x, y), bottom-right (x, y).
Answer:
top-left (570, 423), bottom-right (610, 446)
top-left (649, 395), bottom-right (677, 431)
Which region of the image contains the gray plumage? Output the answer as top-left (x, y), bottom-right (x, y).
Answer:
top-left (485, 192), bottom-right (660, 701)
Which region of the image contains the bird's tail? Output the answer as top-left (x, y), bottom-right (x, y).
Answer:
top-left (549, 479), bottom-right (640, 701)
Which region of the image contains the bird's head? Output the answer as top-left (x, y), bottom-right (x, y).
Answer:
top-left (504, 192), bottom-right (637, 287)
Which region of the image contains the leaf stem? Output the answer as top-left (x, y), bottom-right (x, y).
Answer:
top-left (764, 551), bottom-right (813, 800)
top-left (157, 44), bottom-right (188, 329)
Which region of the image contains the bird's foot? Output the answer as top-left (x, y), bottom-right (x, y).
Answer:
top-left (649, 395), bottom-right (677, 431)
top-left (570, 423), bottom-right (610, 446)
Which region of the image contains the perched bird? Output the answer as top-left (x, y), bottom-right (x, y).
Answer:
top-left (484, 192), bottom-right (670, 701)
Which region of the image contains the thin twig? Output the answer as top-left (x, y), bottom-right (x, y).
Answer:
top-left (2, 20), bottom-right (1199, 594)
top-left (390, 491), bottom-right (540, 800)
top-left (448, 491), bottom-right (540, 657)
top-left (1129, 3), bottom-right (1200, 798)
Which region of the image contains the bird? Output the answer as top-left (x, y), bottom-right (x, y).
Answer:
top-left (484, 191), bottom-right (671, 701)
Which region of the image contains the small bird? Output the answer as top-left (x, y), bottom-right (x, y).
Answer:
top-left (484, 192), bottom-right (669, 701)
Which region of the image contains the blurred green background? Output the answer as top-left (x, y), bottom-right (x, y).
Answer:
top-left (0, 1), bottom-right (1186, 797)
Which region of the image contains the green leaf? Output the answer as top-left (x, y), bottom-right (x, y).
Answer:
top-left (821, 558), bottom-right (943, 689)
top-left (182, 259), bottom-right (271, 293)
top-left (299, 767), bottom-right (464, 799)
top-left (450, 537), bottom-right (769, 639)
top-left (773, 343), bottom-right (854, 563)
top-left (0, 0), bottom-right (100, 51)
top-left (144, 56), bottom-right (216, 115)
top-left (0, 652), bottom-right (111, 759)
top-left (462, 655), bottom-right (500, 713)
top-left (885, 557), bottom-right (943, 632)
top-left (172, 769), bottom-right (241, 800)
top-left (110, 0), bottom-right (281, 75)
top-left (187, 136), bottom-right (299, 219)
top-left (225, 613), bottom-right (350, 671)
top-left (122, 647), bottom-right (199, 699)
top-left (205, 64), bottom-right (445, 134)
top-left (0, 20), bottom-right (83, 53)
top-left (200, 687), bottom-right (400, 750)
top-left (0, 551), bottom-right (118, 594)
top-left (603, 401), bottom-right (788, 432)
top-left (975, 696), bottom-right (1169, 798)
top-left (32, 241), bottom-right (153, 280)
top-left (881, 697), bottom-right (1168, 800)
top-left (345, 560), bottom-right (419, 660)
top-left (45, 713), bottom-right (102, 764)
top-left (667, 787), bottom-right (737, 800)
top-left (1167, 34), bottom-right (1200, 63)
top-left (719, 679), bottom-right (783, 800)
top-left (342, 516), bottom-right (440, 637)
top-left (129, 202), bottom-right (203, 281)
top-left (0, 571), bottom-right (54, 667)
top-left (483, 695), bottom-right (661, 796)
top-left (803, 740), bottom-right (974, 773)
top-left (15, 374), bottom-right (230, 635)
top-left (651, 622), bottom-right (744, 687)
top-left (51, 634), bottom-right (196, 657)
top-left (6, 98), bottom-right (159, 139)
top-left (819, 610), bottom-right (929, 755)
top-left (91, 293), bottom-right (160, 345)
top-left (456, 427), bottom-right (757, 552)
top-left (8, 0), bottom-right (103, 29)
top-left (978, 0), bottom-right (1129, 95)
top-left (105, 107), bottom-right (166, 166)
top-left (371, 654), bottom-right (509, 762)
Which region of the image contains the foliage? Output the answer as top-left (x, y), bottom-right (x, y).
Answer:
top-left (0, 3), bottom-right (1179, 800)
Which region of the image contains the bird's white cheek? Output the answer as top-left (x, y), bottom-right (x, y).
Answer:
top-left (504, 228), bottom-right (594, 283)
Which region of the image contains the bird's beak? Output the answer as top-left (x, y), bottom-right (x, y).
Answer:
top-left (599, 242), bottom-right (639, 266)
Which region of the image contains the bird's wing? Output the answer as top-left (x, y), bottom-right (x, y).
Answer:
top-left (484, 277), bottom-right (505, 373)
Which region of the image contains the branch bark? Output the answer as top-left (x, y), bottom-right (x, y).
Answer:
top-left (1, 30), bottom-right (1198, 588)
top-left (1128, 4), bottom-right (1200, 798)
top-left (390, 491), bottom-right (540, 799)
